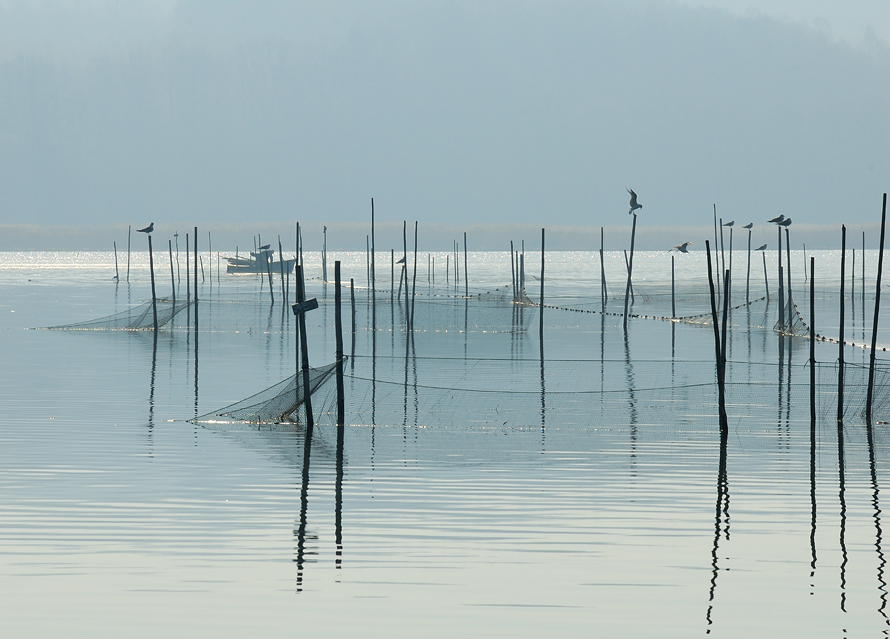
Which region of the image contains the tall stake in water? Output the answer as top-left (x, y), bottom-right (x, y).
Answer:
top-left (127, 225), bottom-right (131, 282)
top-left (838, 225), bottom-right (847, 422)
top-left (411, 221), bottom-right (418, 330)
top-left (778, 227), bottom-right (784, 328)
top-left (866, 194), bottom-right (888, 423)
top-left (295, 265), bottom-right (313, 427)
top-left (148, 235), bottom-right (158, 332)
top-left (600, 227), bottom-right (607, 307)
top-left (168, 240), bottom-right (175, 307)
top-left (335, 261), bottom-right (345, 427)
top-left (785, 228), bottom-right (792, 327)
top-left (810, 256), bottom-right (816, 424)
top-left (623, 214), bottom-right (637, 330)
top-left (194, 227), bottom-right (198, 304)
top-left (671, 255), bottom-right (676, 319)
top-left (746, 226), bottom-right (752, 303)
top-left (463, 232), bottom-right (468, 298)
top-left (762, 251), bottom-right (770, 300)
top-left (540, 228), bottom-right (545, 338)
top-left (705, 241), bottom-right (727, 428)
top-left (113, 242), bottom-right (120, 281)
top-left (510, 241), bottom-right (517, 301)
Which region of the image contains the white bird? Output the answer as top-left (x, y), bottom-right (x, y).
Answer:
top-left (779, 217), bottom-right (792, 227)
top-left (723, 220), bottom-right (734, 227)
top-left (137, 222), bottom-right (154, 234)
top-left (755, 244), bottom-right (767, 251)
top-left (743, 222), bottom-right (753, 229)
top-left (627, 188), bottom-right (642, 215)
top-left (259, 243), bottom-right (271, 250)
top-left (768, 215), bottom-right (785, 224)
top-left (671, 242), bottom-right (692, 253)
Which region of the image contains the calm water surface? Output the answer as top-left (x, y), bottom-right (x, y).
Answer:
top-left (1, 250), bottom-right (889, 637)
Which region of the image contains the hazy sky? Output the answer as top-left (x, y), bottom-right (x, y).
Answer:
top-left (0, 0), bottom-right (887, 240)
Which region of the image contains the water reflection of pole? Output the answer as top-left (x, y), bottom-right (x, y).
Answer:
top-left (838, 416), bottom-right (848, 612)
top-left (867, 410), bottom-right (890, 625)
top-left (705, 422), bottom-right (730, 632)
top-left (624, 329), bottom-right (637, 455)
top-left (148, 331), bottom-right (158, 450)
top-left (296, 418), bottom-right (314, 592)
top-left (867, 194), bottom-right (887, 423)
top-left (335, 398), bottom-right (345, 570)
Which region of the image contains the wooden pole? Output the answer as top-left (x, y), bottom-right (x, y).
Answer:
top-left (762, 251), bottom-right (769, 299)
top-left (278, 239), bottom-right (286, 300)
top-left (127, 225), bottom-right (131, 282)
top-left (721, 269), bottom-right (730, 386)
top-left (463, 232), bottom-right (468, 298)
top-left (623, 214), bottom-right (637, 330)
top-left (350, 278), bottom-right (356, 335)
top-left (295, 265), bottom-right (313, 427)
top-left (371, 199), bottom-right (376, 329)
top-left (838, 225), bottom-right (846, 422)
top-left (403, 222), bottom-right (409, 322)
top-left (785, 228), bottom-right (792, 327)
top-left (113, 241), bottom-right (120, 281)
top-left (746, 228), bottom-right (752, 303)
top-left (335, 261), bottom-right (345, 427)
top-left (728, 227), bottom-right (733, 307)
top-left (706, 241), bottom-right (727, 427)
top-left (411, 221), bottom-right (418, 329)
top-left (208, 231), bottom-right (212, 283)
top-left (671, 254), bottom-right (676, 319)
top-left (391, 249), bottom-right (395, 304)
top-left (810, 256), bottom-right (816, 424)
top-left (511, 241), bottom-right (517, 301)
top-left (866, 194), bottom-right (888, 422)
top-left (168, 240), bottom-right (175, 305)
top-left (148, 235), bottom-right (158, 331)
top-left (778, 227), bottom-right (784, 327)
top-left (539, 228), bottom-right (545, 337)
top-left (194, 227), bottom-right (198, 304)
top-left (713, 205), bottom-right (721, 300)
top-left (265, 250), bottom-right (275, 304)
top-left (600, 227), bottom-right (607, 306)
top-left (185, 234), bottom-right (190, 307)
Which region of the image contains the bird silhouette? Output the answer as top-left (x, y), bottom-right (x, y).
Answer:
top-left (259, 243), bottom-right (271, 250)
top-left (137, 222), bottom-right (154, 234)
top-left (627, 188), bottom-right (642, 215)
top-left (723, 221), bottom-right (734, 227)
top-left (743, 222), bottom-right (753, 229)
top-left (755, 244), bottom-right (767, 251)
top-left (396, 256), bottom-right (406, 264)
top-left (671, 242), bottom-right (692, 253)
top-left (768, 215), bottom-right (785, 224)
top-left (779, 218), bottom-right (792, 227)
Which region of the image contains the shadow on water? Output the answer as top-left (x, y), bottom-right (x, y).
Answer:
top-left (838, 418), bottom-right (848, 613)
top-left (867, 417), bottom-right (890, 627)
top-left (623, 329), bottom-right (637, 463)
top-left (295, 422), bottom-right (314, 593)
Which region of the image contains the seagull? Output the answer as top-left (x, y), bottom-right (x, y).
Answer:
top-left (137, 222), bottom-right (154, 234)
top-left (723, 221), bottom-right (734, 227)
top-left (768, 215), bottom-right (785, 224)
top-left (259, 243), bottom-right (271, 250)
top-left (671, 242), bottom-right (692, 253)
top-left (627, 188), bottom-right (642, 215)
top-left (755, 244), bottom-right (767, 251)
top-left (779, 217), bottom-right (792, 227)
top-left (743, 223), bottom-right (753, 229)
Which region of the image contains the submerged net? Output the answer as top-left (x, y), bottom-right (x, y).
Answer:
top-left (195, 360), bottom-right (343, 424)
top-left (42, 298), bottom-right (192, 330)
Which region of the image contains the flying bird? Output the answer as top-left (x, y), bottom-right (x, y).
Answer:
top-left (137, 222), bottom-right (154, 234)
top-left (743, 223), bottom-right (753, 229)
top-left (755, 244), bottom-right (767, 251)
top-left (779, 218), bottom-right (792, 227)
top-left (627, 188), bottom-right (642, 215)
top-left (396, 256), bottom-right (406, 264)
top-left (768, 215), bottom-right (785, 224)
top-left (723, 221), bottom-right (734, 227)
top-left (671, 242), bottom-right (692, 253)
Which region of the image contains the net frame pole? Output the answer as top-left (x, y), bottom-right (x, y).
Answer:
top-left (148, 235), bottom-right (158, 332)
top-left (463, 231), bottom-right (468, 298)
top-left (762, 251), bottom-right (769, 300)
top-left (539, 228), bottom-right (545, 337)
top-left (600, 226), bottom-right (607, 306)
top-left (295, 264), bottom-right (314, 427)
top-left (671, 255), bottom-right (676, 319)
top-left (810, 256), bottom-right (816, 424)
top-left (335, 261), bottom-right (345, 427)
top-left (411, 221), bottom-right (418, 330)
top-left (510, 241), bottom-right (516, 301)
top-left (705, 240), bottom-right (727, 429)
top-left (623, 214), bottom-right (637, 330)
top-left (838, 225), bottom-right (846, 422)
top-left (746, 228), bottom-right (752, 303)
top-left (194, 227), bottom-right (198, 304)
top-left (127, 225), bottom-right (131, 282)
top-left (866, 193), bottom-right (888, 422)
top-left (168, 240), bottom-right (175, 307)
top-left (113, 241), bottom-right (119, 281)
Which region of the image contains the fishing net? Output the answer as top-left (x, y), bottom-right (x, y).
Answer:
top-left (195, 360), bottom-right (343, 424)
top-left (42, 298), bottom-right (192, 330)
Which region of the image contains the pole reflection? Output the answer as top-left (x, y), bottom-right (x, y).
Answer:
top-left (706, 423), bottom-right (730, 633)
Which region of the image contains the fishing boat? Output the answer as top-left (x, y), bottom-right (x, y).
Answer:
top-left (226, 248), bottom-right (297, 275)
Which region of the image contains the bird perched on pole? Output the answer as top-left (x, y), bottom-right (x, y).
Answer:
top-left (258, 243), bottom-right (271, 250)
top-left (671, 242), bottom-right (692, 253)
top-left (627, 189), bottom-right (642, 215)
top-left (137, 222), bottom-right (154, 234)
top-left (755, 244), bottom-right (767, 251)
top-left (768, 215), bottom-right (785, 224)
top-left (743, 222), bottom-right (753, 229)
top-left (779, 218), bottom-right (792, 227)
top-left (723, 220), bottom-right (734, 227)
